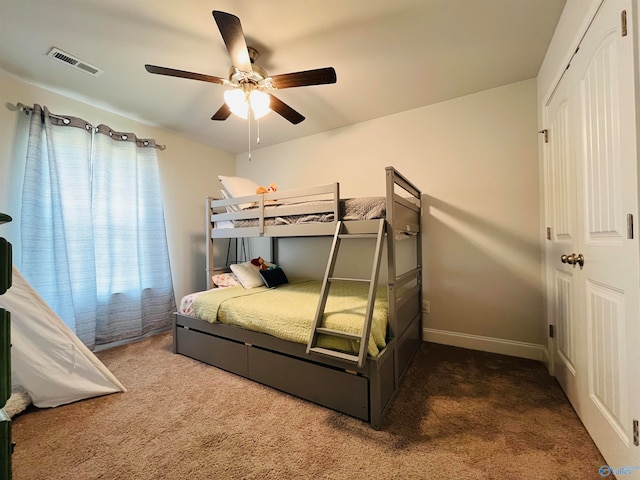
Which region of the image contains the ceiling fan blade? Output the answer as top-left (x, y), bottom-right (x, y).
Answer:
top-left (211, 104), bottom-right (232, 121)
top-left (270, 67), bottom-right (337, 89)
top-left (212, 10), bottom-right (252, 73)
top-left (268, 94), bottom-right (305, 125)
top-left (145, 65), bottom-right (226, 85)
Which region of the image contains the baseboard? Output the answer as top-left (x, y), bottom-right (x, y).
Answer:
top-left (423, 328), bottom-right (549, 362)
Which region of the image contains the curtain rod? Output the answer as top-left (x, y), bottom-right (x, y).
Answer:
top-left (15, 102), bottom-right (167, 151)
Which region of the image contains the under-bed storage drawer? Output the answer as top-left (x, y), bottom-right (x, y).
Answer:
top-left (248, 347), bottom-right (369, 421)
top-left (176, 327), bottom-right (248, 377)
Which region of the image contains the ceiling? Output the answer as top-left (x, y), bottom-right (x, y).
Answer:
top-left (0, 0), bottom-right (566, 154)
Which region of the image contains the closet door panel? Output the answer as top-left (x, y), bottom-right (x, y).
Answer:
top-left (545, 73), bottom-right (580, 405)
top-left (580, 31), bottom-right (625, 243)
top-left (544, 0), bottom-right (640, 467)
top-left (573, 1), bottom-right (639, 463)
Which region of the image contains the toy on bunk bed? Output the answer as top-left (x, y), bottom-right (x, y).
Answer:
top-left (255, 183), bottom-right (277, 195)
top-left (250, 257), bottom-right (272, 271)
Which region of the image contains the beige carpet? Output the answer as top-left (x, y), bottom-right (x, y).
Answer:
top-left (10, 332), bottom-right (606, 479)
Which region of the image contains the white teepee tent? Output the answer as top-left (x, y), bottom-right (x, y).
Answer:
top-left (0, 267), bottom-right (125, 408)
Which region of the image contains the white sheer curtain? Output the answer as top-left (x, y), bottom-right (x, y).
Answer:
top-left (21, 105), bottom-right (175, 349)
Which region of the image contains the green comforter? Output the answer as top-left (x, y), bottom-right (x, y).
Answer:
top-left (192, 280), bottom-right (387, 356)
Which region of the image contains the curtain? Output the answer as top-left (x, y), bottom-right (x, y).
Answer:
top-left (91, 125), bottom-right (175, 344)
top-left (21, 106), bottom-right (97, 343)
top-left (21, 105), bottom-right (175, 349)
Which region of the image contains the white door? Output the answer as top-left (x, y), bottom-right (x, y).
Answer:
top-left (545, 71), bottom-right (580, 407)
top-left (544, 0), bottom-right (640, 469)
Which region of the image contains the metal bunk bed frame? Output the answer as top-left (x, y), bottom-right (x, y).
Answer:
top-left (172, 167), bottom-right (422, 429)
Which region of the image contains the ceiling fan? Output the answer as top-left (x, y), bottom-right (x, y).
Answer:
top-left (145, 10), bottom-right (337, 125)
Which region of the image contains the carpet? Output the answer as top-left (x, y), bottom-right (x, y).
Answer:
top-left (10, 332), bottom-right (607, 479)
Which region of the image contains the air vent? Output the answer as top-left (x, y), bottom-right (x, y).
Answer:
top-left (46, 47), bottom-right (104, 77)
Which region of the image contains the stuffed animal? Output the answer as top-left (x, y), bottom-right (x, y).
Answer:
top-left (256, 183), bottom-right (277, 195)
top-left (250, 257), bottom-right (269, 271)
top-left (250, 257), bottom-right (275, 271)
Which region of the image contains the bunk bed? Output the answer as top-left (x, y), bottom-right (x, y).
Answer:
top-left (173, 167), bottom-right (422, 429)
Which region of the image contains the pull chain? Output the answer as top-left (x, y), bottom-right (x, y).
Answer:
top-left (246, 108), bottom-right (265, 161)
top-left (247, 109), bottom-right (252, 161)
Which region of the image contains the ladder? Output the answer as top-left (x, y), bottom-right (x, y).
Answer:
top-left (306, 219), bottom-right (385, 368)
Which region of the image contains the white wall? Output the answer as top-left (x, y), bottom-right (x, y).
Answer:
top-left (236, 78), bottom-right (545, 353)
top-left (0, 70), bottom-right (236, 302)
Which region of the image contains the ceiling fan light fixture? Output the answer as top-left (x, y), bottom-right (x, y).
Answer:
top-left (224, 89), bottom-right (249, 119)
top-left (250, 90), bottom-right (270, 119)
top-left (224, 88), bottom-right (271, 120)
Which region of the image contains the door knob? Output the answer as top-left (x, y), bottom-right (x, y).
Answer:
top-left (560, 253), bottom-right (584, 267)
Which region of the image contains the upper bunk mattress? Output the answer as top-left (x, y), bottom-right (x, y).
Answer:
top-left (229, 196), bottom-right (386, 228)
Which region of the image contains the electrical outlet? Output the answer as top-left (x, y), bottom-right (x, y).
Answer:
top-left (422, 300), bottom-right (430, 314)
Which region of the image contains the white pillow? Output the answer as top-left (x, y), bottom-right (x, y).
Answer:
top-left (230, 262), bottom-right (264, 289)
top-left (211, 272), bottom-right (240, 288)
top-left (219, 190), bottom-right (240, 213)
top-left (218, 175), bottom-right (260, 209)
